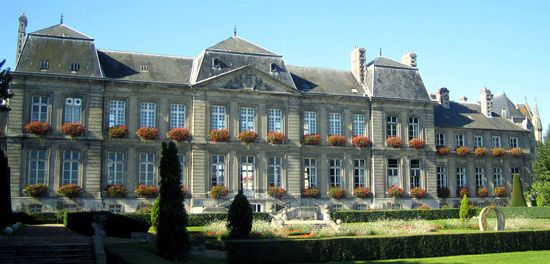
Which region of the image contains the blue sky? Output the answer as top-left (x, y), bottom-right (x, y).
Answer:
top-left (3, 1), bottom-right (550, 132)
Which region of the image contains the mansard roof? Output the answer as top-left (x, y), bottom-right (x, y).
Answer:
top-left (206, 36), bottom-right (279, 56)
top-left (288, 66), bottom-right (364, 96)
top-left (493, 92), bottom-right (525, 120)
top-left (434, 102), bottom-right (527, 131)
top-left (30, 24), bottom-right (93, 40)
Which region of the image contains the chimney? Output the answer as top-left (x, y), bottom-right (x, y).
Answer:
top-left (401, 51), bottom-right (417, 67)
top-left (436, 87), bottom-right (450, 108)
top-left (459, 96), bottom-right (468, 103)
top-left (480, 87), bottom-right (494, 118)
top-left (351, 47), bottom-right (366, 84)
top-left (16, 13), bottom-right (27, 64)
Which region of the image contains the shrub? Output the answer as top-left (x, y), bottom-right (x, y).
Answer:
top-left (436, 146), bottom-right (449, 156)
top-left (410, 187), bottom-right (426, 198)
top-left (135, 184), bottom-right (158, 198)
top-left (352, 136), bottom-right (370, 147)
top-left (535, 182), bottom-right (550, 206)
top-left (108, 125), bottom-right (128, 138)
top-left (511, 174), bottom-right (527, 207)
top-left (136, 127), bottom-right (159, 140)
top-left (509, 147), bottom-right (524, 157)
top-left (436, 187), bottom-right (450, 199)
top-left (238, 130), bottom-right (257, 144)
top-left (352, 187), bottom-right (371, 198)
top-left (187, 212), bottom-right (269, 226)
top-left (302, 188), bottom-right (321, 198)
top-left (267, 131), bottom-right (286, 144)
top-left (474, 147), bottom-right (488, 157)
top-left (457, 186), bottom-right (469, 197)
top-left (328, 187), bottom-right (346, 199)
top-left (385, 136), bottom-right (401, 148)
top-left (25, 121), bottom-right (51, 136)
top-left (494, 186), bottom-right (507, 197)
top-left (267, 186), bottom-right (286, 198)
top-left (476, 187), bottom-right (489, 197)
top-left (408, 138), bottom-right (425, 149)
top-left (227, 190), bottom-right (253, 239)
top-left (331, 208), bottom-right (477, 222)
top-left (455, 146), bottom-right (471, 156)
top-left (303, 134), bottom-right (320, 145)
top-left (59, 122), bottom-right (85, 137)
top-left (209, 129), bottom-right (230, 142)
top-left (387, 185), bottom-right (404, 198)
top-left (492, 147), bottom-right (506, 157)
top-left (23, 184), bottom-right (49, 197)
top-left (105, 184), bottom-right (126, 198)
top-left (210, 185), bottom-right (229, 199)
top-left (327, 135), bottom-right (346, 146)
top-left (58, 184), bottom-right (82, 198)
top-left (12, 212), bottom-right (64, 224)
top-left (150, 197), bottom-right (160, 232)
top-left (167, 128), bottom-right (191, 142)
top-left (64, 212), bottom-right (149, 237)
top-left (459, 194), bottom-right (470, 222)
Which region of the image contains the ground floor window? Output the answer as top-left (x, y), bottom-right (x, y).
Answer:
top-left (329, 159), bottom-right (342, 188)
top-left (410, 160), bottom-right (421, 188)
top-left (304, 158), bottom-right (317, 188)
top-left (456, 167), bottom-right (466, 187)
top-left (387, 159), bottom-right (399, 187)
top-left (436, 166), bottom-right (447, 188)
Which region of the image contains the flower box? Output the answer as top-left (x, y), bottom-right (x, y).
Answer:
top-left (267, 131), bottom-right (286, 144)
top-left (387, 185), bottom-right (404, 198)
top-left (267, 186), bottom-right (286, 198)
top-left (58, 184), bottom-right (83, 198)
top-left (135, 184), bottom-right (158, 198)
top-left (492, 147), bottom-right (506, 157)
top-left (25, 121), bottom-right (51, 136)
top-left (409, 138), bottom-right (425, 149)
top-left (108, 125), bottom-right (128, 138)
top-left (457, 186), bottom-right (469, 197)
top-left (105, 184), bottom-right (126, 198)
top-left (436, 146), bottom-right (450, 156)
top-left (60, 122), bottom-right (86, 137)
top-left (327, 134), bottom-right (346, 146)
top-left (238, 130), bottom-right (257, 144)
top-left (302, 187), bottom-right (321, 198)
top-left (328, 187), bottom-right (346, 199)
top-left (386, 136), bottom-right (402, 148)
top-left (436, 187), bottom-right (450, 199)
top-left (167, 128), bottom-right (191, 142)
top-left (303, 134), bottom-right (321, 145)
top-left (24, 183), bottom-right (49, 197)
top-left (476, 187), bottom-right (489, 198)
top-left (410, 187), bottom-right (427, 198)
top-left (209, 185), bottom-right (229, 199)
top-left (209, 129), bottom-right (230, 142)
top-left (136, 127), bottom-right (159, 140)
top-left (352, 136), bottom-right (370, 147)
top-left (509, 147), bottom-right (524, 157)
top-left (455, 146), bottom-right (471, 156)
top-left (352, 187), bottom-right (371, 198)
top-left (493, 186), bottom-right (507, 197)
top-left (474, 147), bottom-right (488, 157)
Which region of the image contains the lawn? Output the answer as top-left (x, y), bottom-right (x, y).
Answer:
top-left (347, 250), bottom-right (550, 263)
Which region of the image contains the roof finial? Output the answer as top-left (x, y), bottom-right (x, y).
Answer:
top-left (233, 25), bottom-right (237, 37)
top-left (379, 48), bottom-right (382, 57)
top-left (60, 13), bottom-right (64, 24)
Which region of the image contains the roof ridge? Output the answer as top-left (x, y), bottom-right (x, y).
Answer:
top-left (206, 35), bottom-right (279, 56)
top-left (98, 49), bottom-right (193, 59)
top-left (288, 65), bottom-right (351, 73)
top-left (30, 23), bottom-right (93, 40)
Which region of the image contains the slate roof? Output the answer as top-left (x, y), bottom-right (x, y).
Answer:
top-left (207, 36), bottom-right (279, 56)
top-left (98, 50), bottom-right (193, 83)
top-left (288, 66), bottom-right (364, 96)
top-left (492, 92), bottom-right (525, 120)
top-left (434, 102), bottom-right (527, 131)
top-left (30, 24), bottom-right (93, 40)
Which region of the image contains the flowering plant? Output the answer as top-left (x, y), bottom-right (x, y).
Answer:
top-left (457, 186), bottom-right (469, 197)
top-left (303, 134), bottom-right (320, 145)
top-left (492, 147), bottom-right (506, 157)
top-left (386, 136), bottom-right (401, 148)
top-left (509, 147), bottom-right (524, 157)
top-left (24, 184), bottom-right (49, 197)
top-left (352, 187), bottom-right (371, 198)
top-left (209, 185), bottom-right (229, 199)
top-left (58, 184), bottom-right (83, 198)
top-left (267, 131), bottom-right (286, 144)
top-left (167, 128), bottom-right (191, 142)
top-left (267, 186), bottom-right (286, 198)
top-left (108, 125), bottom-right (128, 138)
top-left (437, 187), bottom-right (450, 199)
top-left (60, 122), bottom-right (85, 137)
top-left (474, 147), bottom-right (488, 157)
top-left (302, 187), bottom-right (321, 198)
top-left (436, 146), bottom-right (450, 156)
top-left (209, 129), bottom-right (230, 142)
top-left (238, 130), bottom-right (257, 144)
top-left (328, 187), bottom-right (346, 199)
top-left (327, 134), bottom-right (346, 146)
top-left (25, 121), bottom-right (51, 136)
top-left (105, 184), bottom-right (126, 198)
top-left (455, 146), bottom-right (471, 156)
top-left (135, 184), bottom-right (158, 198)
top-left (494, 186), bottom-right (507, 197)
top-left (136, 127), bottom-right (159, 140)
top-left (352, 136), bottom-right (370, 147)
top-left (410, 187), bottom-right (427, 198)
top-left (409, 138), bottom-right (425, 149)
top-left (476, 187), bottom-right (489, 198)
top-left (387, 185), bottom-right (404, 198)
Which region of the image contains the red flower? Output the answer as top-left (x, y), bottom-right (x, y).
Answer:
top-left (108, 125), bottom-right (128, 138)
top-left (136, 127), bottom-right (159, 140)
top-left (410, 187), bottom-right (427, 198)
top-left (303, 134), bottom-right (321, 145)
top-left (267, 186), bottom-right (286, 198)
top-left (474, 147), bottom-right (488, 157)
top-left (436, 146), bottom-right (450, 156)
top-left (105, 184), bottom-right (126, 198)
top-left (327, 134), bottom-right (346, 146)
top-left (386, 137), bottom-right (402, 148)
top-left (328, 187), bottom-right (346, 199)
top-left (302, 188), bottom-right (321, 198)
top-left (476, 187), bottom-right (489, 198)
top-left (457, 186), bottom-right (469, 197)
top-left (60, 122), bottom-right (86, 137)
top-left (209, 129), bottom-right (230, 142)
top-left (238, 130), bottom-right (257, 144)
top-left (25, 121), bottom-right (51, 136)
top-left (409, 138), bottom-right (425, 149)
top-left (209, 185), bottom-right (229, 199)
top-left (58, 184), bottom-right (83, 198)
top-left (492, 147), bottom-right (506, 157)
top-left (387, 185), bottom-right (404, 198)
top-left (167, 128), bottom-right (191, 142)
top-left (455, 146), bottom-right (471, 156)
top-left (23, 184), bottom-right (49, 197)
top-left (494, 186), bottom-right (507, 197)
top-left (267, 131), bottom-right (286, 144)
top-left (509, 147), bottom-right (524, 157)
top-left (352, 136), bottom-right (370, 147)
top-left (135, 184), bottom-right (158, 198)
top-left (353, 187), bottom-right (371, 198)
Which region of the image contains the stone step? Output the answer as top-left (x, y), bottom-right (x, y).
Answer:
top-left (0, 242), bottom-right (95, 264)
top-left (0, 254), bottom-right (95, 264)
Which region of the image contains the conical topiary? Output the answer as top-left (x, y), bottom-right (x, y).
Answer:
top-left (227, 190), bottom-right (253, 239)
top-left (511, 174), bottom-right (527, 207)
top-left (459, 194), bottom-right (470, 222)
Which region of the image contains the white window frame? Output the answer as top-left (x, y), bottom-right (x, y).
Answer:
top-left (475, 167), bottom-right (485, 188)
top-left (436, 166), bottom-right (447, 188)
top-left (31, 95), bottom-right (49, 122)
top-left (387, 159), bottom-right (399, 187)
top-left (108, 100), bottom-right (126, 127)
top-left (107, 152), bottom-right (124, 185)
top-left (408, 116), bottom-right (420, 140)
top-left (456, 167), bottom-right (467, 187)
top-left (352, 114), bottom-right (365, 137)
top-left (474, 135), bottom-right (484, 148)
top-left (239, 107), bottom-right (255, 132)
top-left (64, 97), bottom-right (82, 123)
top-left (410, 160), bottom-right (421, 188)
top-left (455, 134), bottom-right (465, 147)
top-left (140, 102), bottom-right (157, 128)
top-left (436, 134), bottom-right (446, 147)
top-left (178, 155), bottom-right (186, 186)
top-left (510, 137), bottom-right (518, 148)
top-left (492, 136), bottom-right (501, 148)
top-left (329, 158), bottom-right (342, 188)
top-left (211, 155), bottom-right (225, 186)
top-left (268, 109), bottom-right (282, 132)
top-left (240, 156), bottom-right (255, 192)
top-left (353, 159), bottom-right (367, 188)
top-left (170, 104), bottom-right (186, 129)
top-left (62, 150), bottom-right (80, 185)
top-left (28, 149), bottom-right (47, 185)
top-left (328, 113), bottom-right (341, 135)
top-left (386, 116), bottom-right (398, 138)
top-left (303, 111), bottom-right (317, 135)
top-left (304, 158), bottom-right (317, 188)
top-left (268, 156), bottom-right (283, 187)
top-left (211, 105), bottom-right (226, 130)
top-left (494, 167), bottom-right (503, 187)
top-left (139, 153), bottom-right (156, 186)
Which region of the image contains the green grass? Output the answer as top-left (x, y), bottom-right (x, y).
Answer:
top-left (105, 242), bottom-right (225, 264)
top-left (187, 226), bottom-right (205, 232)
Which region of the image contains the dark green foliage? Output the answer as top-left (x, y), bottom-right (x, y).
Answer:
top-left (0, 60), bottom-right (14, 112)
top-left (332, 208), bottom-right (474, 222)
top-left (227, 190), bottom-right (253, 239)
top-left (0, 150), bottom-right (13, 228)
top-left (64, 211), bottom-right (109, 236)
top-left (64, 212), bottom-right (149, 237)
top-left (533, 135), bottom-right (550, 206)
top-left (12, 212), bottom-right (64, 224)
top-left (150, 197), bottom-right (160, 231)
top-left (512, 174), bottom-right (528, 207)
top-left (459, 194), bottom-right (469, 222)
top-left (156, 142), bottom-right (190, 261)
top-left (188, 212), bottom-right (269, 226)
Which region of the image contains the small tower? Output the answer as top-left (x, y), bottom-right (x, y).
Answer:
top-left (480, 87), bottom-right (494, 118)
top-left (16, 13), bottom-right (27, 64)
top-left (436, 87), bottom-right (450, 108)
top-left (401, 51), bottom-right (417, 68)
top-left (351, 47), bottom-right (366, 84)
top-left (532, 98), bottom-right (543, 142)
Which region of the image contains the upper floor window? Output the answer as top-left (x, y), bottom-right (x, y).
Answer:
top-left (386, 116), bottom-right (398, 138)
top-left (474, 135), bottom-right (483, 148)
top-left (70, 63), bottom-right (80, 72)
top-left (40, 60), bottom-right (49, 71)
top-left (492, 136), bottom-right (501, 148)
top-left (303, 111), bottom-right (317, 135)
top-left (328, 113), bottom-right (341, 135)
top-left (139, 152), bottom-right (156, 186)
top-left (455, 134), bottom-right (465, 147)
top-left (28, 149), bottom-right (47, 185)
top-left (140, 102), bottom-right (157, 128)
top-left (408, 117), bottom-right (420, 140)
top-left (510, 137), bottom-right (519, 148)
top-left (62, 150), bottom-right (80, 185)
top-left (240, 107), bottom-right (255, 132)
top-left (387, 159), bottom-right (399, 187)
top-left (353, 159), bottom-right (367, 188)
top-left (31, 95), bottom-right (49, 122)
top-left (436, 134), bottom-right (446, 147)
top-left (329, 158), bottom-right (342, 188)
top-left (170, 104), bottom-right (186, 129)
top-left (108, 100), bottom-right (126, 127)
top-left (64, 98), bottom-right (82, 123)
top-left (268, 156), bottom-right (283, 187)
top-left (268, 109), bottom-right (282, 132)
top-left (436, 166), bottom-right (447, 189)
top-left (211, 154), bottom-right (225, 186)
top-left (511, 167), bottom-right (520, 175)
top-left (211, 105), bottom-right (226, 130)
top-left (304, 158), bottom-right (317, 188)
top-left (107, 152), bottom-right (124, 185)
top-left (352, 114), bottom-right (365, 136)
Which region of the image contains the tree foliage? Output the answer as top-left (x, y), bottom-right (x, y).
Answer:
top-left (150, 197), bottom-right (160, 231)
top-left (533, 130), bottom-right (550, 206)
top-left (0, 150), bottom-right (13, 228)
top-left (227, 190), bottom-right (253, 239)
top-left (511, 174), bottom-right (527, 207)
top-left (459, 194), bottom-right (469, 222)
top-left (0, 59), bottom-right (14, 112)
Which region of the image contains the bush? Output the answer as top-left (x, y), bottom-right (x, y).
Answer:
top-left (459, 194), bottom-right (470, 222)
top-left (267, 132), bottom-right (286, 144)
top-left (410, 187), bottom-right (426, 198)
top-left (267, 186), bottom-right (286, 198)
top-left (328, 187), bottom-right (346, 199)
top-left (352, 136), bottom-right (370, 147)
top-left (59, 122), bottom-right (85, 137)
top-left (494, 186), bottom-right (507, 197)
top-left (302, 188), bottom-right (321, 198)
top-left (387, 185), bottom-right (404, 198)
top-left (23, 184), bottom-right (49, 197)
top-left (136, 127), bottom-right (159, 140)
top-left (436, 146), bottom-right (449, 156)
top-left (352, 187), bottom-right (371, 198)
top-left (385, 136), bottom-right (401, 148)
top-left (327, 135), bottom-right (346, 146)
top-left (188, 213), bottom-right (269, 226)
top-left (135, 185), bottom-right (158, 198)
top-left (492, 147), bottom-right (506, 157)
top-left (25, 121), bottom-right (51, 136)
top-left (474, 147), bottom-right (488, 157)
top-left (535, 182), bottom-right (550, 206)
top-left (210, 185), bottom-right (229, 199)
top-left (457, 186), bottom-right (469, 197)
top-left (150, 197), bottom-right (160, 231)
top-left (105, 184), bottom-right (126, 198)
top-left (108, 125), bottom-right (128, 138)
top-left (331, 208), bottom-right (477, 223)
top-left (167, 128), bottom-right (191, 142)
top-left (512, 174), bottom-right (527, 207)
top-left (509, 147), bottom-right (524, 157)
top-left (227, 190), bottom-right (253, 239)
top-left (58, 184), bottom-right (82, 198)
top-left (209, 129), bottom-right (230, 142)
top-left (238, 130), bottom-right (257, 144)
top-left (476, 187), bottom-right (489, 198)
top-left (455, 146), bottom-right (471, 156)
top-left (408, 138), bottom-right (425, 149)
top-left (12, 212), bottom-right (64, 224)
top-left (303, 134), bottom-right (320, 145)
top-left (436, 187), bottom-right (450, 199)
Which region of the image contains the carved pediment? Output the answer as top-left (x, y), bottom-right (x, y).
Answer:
top-left (195, 66), bottom-right (298, 93)
top-left (223, 72), bottom-right (274, 91)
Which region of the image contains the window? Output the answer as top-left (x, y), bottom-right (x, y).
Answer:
top-left (211, 155), bottom-right (225, 186)
top-left (494, 167), bottom-right (503, 186)
top-left (28, 149), bottom-right (47, 185)
top-left (475, 167), bottom-right (485, 188)
top-left (353, 159), bottom-right (367, 188)
top-left (250, 203), bottom-right (262, 213)
top-left (268, 109), bottom-right (282, 132)
top-left (268, 156), bottom-right (283, 187)
top-left (178, 156), bottom-right (185, 185)
top-left (388, 159), bottom-right (399, 187)
top-left (408, 117), bottom-right (420, 140)
top-left (355, 204), bottom-right (367, 210)
top-left (240, 156), bottom-right (255, 192)
top-left (329, 159), bottom-right (342, 188)
top-left (386, 116), bottom-right (398, 138)
top-left (410, 160), bottom-right (421, 188)
top-left (139, 153), bottom-right (156, 186)
top-left (64, 98), bottom-right (82, 123)
top-left (40, 60), bottom-right (49, 71)
top-left (328, 113), bottom-right (341, 135)
top-left (31, 95), bottom-right (49, 122)
top-left (70, 63), bottom-right (80, 72)
top-left (212, 58), bottom-right (222, 69)
top-left (352, 114), bottom-right (365, 136)
top-left (240, 107), bottom-right (255, 132)
top-left (456, 167), bottom-right (467, 187)
top-left (303, 111), bottom-right (317, 135)
top-left (436, 134), bottom-right (446, 147)
top-left (436, 166), bottom-right (447, 188)
top-left (108, 100), bottom-right (126, 127)
top-left (304, 158), bottom-right (317, 188)
top-left (62, 151), bottom-right (80, 185)
top-left (211, 105), bottom-right (226, 130)
top-left (109, 204), bottom-right (123, 213)
top-left (455, 134), bottom-right (465, 147)
top-left (140, 102), bottom-right (156, 128)
top-left (140, 65), bottom-right (148, 72)
top-left (107, 152), bottom-right (124, 185)
top-left (474, 135), bottom-right (483, 148)
top-left (511, 167), bottom-right (520, 175)
top-left (29, 204), bottom-right (43, 213)
top-left (510, 137), bottom-right (519, 148)
top-left (170, 104), bottom-right (186, 129)
top-left (492, 136), bottom-right (501, 148)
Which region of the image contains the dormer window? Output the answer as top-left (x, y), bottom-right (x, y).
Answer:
top-left (140, 65), bottom-right (148, 72)
top-left (270, 63), bottom-right (278, 73)
top-left (40, 60), bottom-right (49, 71)
top-left (212, 58), bottom-right (222, 70)
top-left (70, 63), bottom-right (80, 73)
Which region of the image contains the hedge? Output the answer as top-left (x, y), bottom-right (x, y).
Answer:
top-left (225, 230), bottom-right (550, 264)
top-left (12, 212), bottom-right (64, 224)
top-left (188, 212), bottom-right (269, 226)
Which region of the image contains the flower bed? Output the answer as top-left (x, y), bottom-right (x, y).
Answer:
top-left (492, 147), bottom-right (506, 157)
top-left (437, 187), bottom-right (450, 199)
top-left (136, 127), bottom-right (159, 140)
top-left (209, 129), bottom-right (230, 142)
top-left (209, 185), bottom-right (229, 199)
top-left (476, 187), bottom-right (489, 197)
top-left (509, 147), bottom-right (524, 157)
top-left (267, 131), bottom-right (286, 144)
top-left (457, 186), bottom-right (469, 197)
top-left (238, 130), bottom-right (257, 144)
top-left (455, 146), bottom-right (471, 156)
top-left (352, 136), bottom-right (370, 147)
top-left (134, 184), bottom-right (158, 198)
top-left (352, 187), bottom-right (371, 198)
top-left (106, 184), bottom-right (126, 198)
top-left (25, 121), bottom-right (51, 136)
top-left (494, 186), bottom-right (507, 197)
top-left (385, 136), bottom-right (401, 148)
top-left (436, 146), bottom-right (449, 156)
top-left (387, 185), bottom-right (404, 198)
top-left (327, 135), bottom-right (346, 146)
top-left (302, 187), bottom-right (321, 198)
top-left (60, 122), bottom-right (86, 137)
top-left (328, 187), bottom-right (346, 199)
top-left (408, 138), bottom-right (425, 149)
top-left (58, 184), bottom-right (82, 198)
top-left (267, 186), bottom-right (286, 198)
top-left (410, 187), bottom-right (426, 198)
top-left (474, 147), bottom-right (488, 157)
top-left (303, 134), bottom-right (320, 145)
top-left (108, 125), bottom-right (128, 138)
top-left (167, 127), bottom-right (191, 142)
top-left (24, 183), bottom-right (49, 197)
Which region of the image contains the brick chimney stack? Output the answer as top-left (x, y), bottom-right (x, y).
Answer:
top-left (436, 87), bottom-right (450, 108)
top-left (480, 87), bottom-right (494, 118)
top-left (401, 51), bottom-right (417, 68)
top-left (351, 47), bottom-right (366, 84)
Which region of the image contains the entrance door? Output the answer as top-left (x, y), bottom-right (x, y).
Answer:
top-left (240, 156), bottom-right (255, 196)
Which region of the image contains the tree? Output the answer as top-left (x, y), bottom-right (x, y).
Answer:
top-left (156, 142), bottom-right (190, 261)
top-left (227, 190), bottom-right (253, 239)
top-left (0, 150), bottom-right (13, 228)
top-left (459, 194), bottom-right (469, 222)
top-left (533, 131), bottom-right (550, 206)
top-left (511, 174), bottom-right (527, 207)
top-left (0, 60), bottom-right (14, 112)
top-left (150, 197), bottom-right (160, 232)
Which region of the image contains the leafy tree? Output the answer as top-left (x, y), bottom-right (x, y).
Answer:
top-left (0, 150), bottom-right (13, 228)
top-left (156, 142), bottom-right (190, 261)
top-left (459, 194), bottom-right (469, 222)
top-left (150, 197), bottom-right (160, 232)
top-left (227, 190), bottom-right (253, 239)
top-left (0, 59), bottom-right (14, 112)
top-left (533, 130), bottom-right (550, 206)
top-left (511, 174), bottom-right (527, 207)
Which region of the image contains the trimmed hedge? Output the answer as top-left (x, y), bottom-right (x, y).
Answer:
top-left (12, 212), bottom-right (64, 224)
top-left (480, 207), bottom-right (550, 219)
top-left (188, 212), bottom-right (270, 226)
top-left (226, 230), bottom-right (550, 264)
